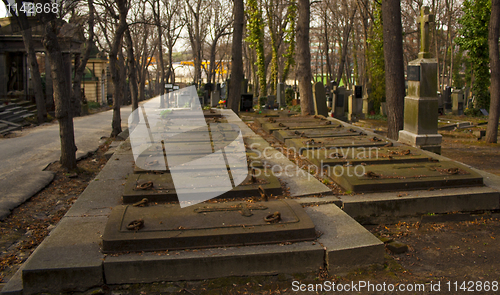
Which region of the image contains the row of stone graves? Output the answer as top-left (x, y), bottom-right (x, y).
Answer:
top-left (101, 108), bottom-right (302, 254)
top-left (257, 114), bottom-right (483, 195)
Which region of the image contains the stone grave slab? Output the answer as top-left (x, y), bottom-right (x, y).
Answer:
top-left (327, 161), bottom-right (483, 193)
top-left (285, 136), bottom-right (390, 155)
top-left (262, 121), bottom-right (340, 134)
top-left (102, 199), bottom-right (315, 253)
top-left (304, 146), bottom-right (432, 167)
top-left (122, 170), bottom-right (282, 204)
top-left (134, 151), bottom-right (263, 173)
top-left (254, 116), bottom-right (322, 128)
top-left (273, 127), bottom-right (360, 143)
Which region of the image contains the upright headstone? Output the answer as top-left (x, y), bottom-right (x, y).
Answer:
top-left (277, 83), bottom-right (285, 107)
top-left (240, 94), bottom-right (253, 111)
top-left (451, 89), bottom-right (464, 115)
top-left (443, 86), bottom-right (452, 110)
top-left (313, 82), bottom-right (328, 117)
top-left (267, 95), bottom-right (276, 109)
top-left (241, 79), bottom-right (248, 94)
top-left (399, 6), bottom-right (442, 154)
top-left (211, 89), bottom-right (220, 107)
top-left (348, 91), bottom-right (364, 121)
top-left (333, 86), bottom-right (346, 120)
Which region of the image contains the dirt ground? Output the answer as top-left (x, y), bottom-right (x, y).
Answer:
top-left (1, 115), bottom-right (500, 294)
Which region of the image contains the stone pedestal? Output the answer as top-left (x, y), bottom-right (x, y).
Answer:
top-left (398, 58), bottom-right (442, 154)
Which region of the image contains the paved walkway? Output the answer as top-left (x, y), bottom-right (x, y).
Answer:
top-left (0, 106), bottom-right (133, 220)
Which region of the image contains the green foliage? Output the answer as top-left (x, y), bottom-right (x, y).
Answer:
top-left (259, 96), bottom-right (267, 106)
top-left (285, 88), bottom-right (294, 105)
top-left (290, 104), bottom-right (301, 113)
top-left (160, 109), bottom-right (172, 118)
top-left (464, 107), bottom-right (484, 117)
top-left (281, 1), bottom-right (297, 82)
top-left (246, 0), bottom-right (267, 97)
top-left (456, 0), bottom-right (491, 109)
top-left (452, 46), bottom-right (467, 88)
top-left (366, 3), bottom-right (385, 113)
top-left (367, 114), bottom-right (387, 121)
top-left (87, 101), bottom-right (101, 109)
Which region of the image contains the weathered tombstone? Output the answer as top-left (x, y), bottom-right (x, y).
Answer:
top-left (211, 89), bottom-right (220, 107)
top-left (333, 86), bottom-right (346, 120)
top-left (241, 78), bottom-right (248, 94)
top-left (348, 88), bottom-right (364, 121)
top-left (443, 86), bottom-right (452, 110)
top-left (266, 95), bottom-right (276, 109)
top-left (313, 82), bottom-right (328, 117)
top-left (451, 89), bottom-right (464, 115)
top-left (240, 94), bottom-right (253, 111)
top-left (399, 6), bottom-right (442, 154)
top-left (277, 83), bottom-right (286, 107)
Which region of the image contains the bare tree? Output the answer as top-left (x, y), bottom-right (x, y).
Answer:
top-left (185, 0), bottom-right (209, 84)
top-left (297, 0), bottom-right (313, 115)
top-left (206, 0), bottom-right (232, 86)
top-left (382, 0), bottom-right (405, 139)
top-left (125, 28), bottom-right (138, 111)
top-left (71, 0), bottom-right (95, 117)
top-left (105, 0), bottom-right (129, 137)
top-left (40, 5), bottom-right (77, 169)
top-left (486, 0), bottom-right (500, 143)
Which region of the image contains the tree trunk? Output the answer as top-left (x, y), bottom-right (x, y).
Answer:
top-left (5, 0), bottom-right (47, 124)
top-left (109, 0), bottom-right (128, 137)
top-left (228, 0), bottom-right (243, 113)
top-left (336, 7), bottom-right (357, 84)
top-left (22, 28), bottom-right (46, 123)
top-left (42, 21), bottom-right (77, 170)
top-left (486, 0), bottom-right (500, 143)
top-left (382, 0), bottom-right (405, 140)
top-left (297, 0), bottom-right (313, 115)
top-left (125, 28), bottom-right (139, 111)
top-left (72, 0), bottom-right (95, 117)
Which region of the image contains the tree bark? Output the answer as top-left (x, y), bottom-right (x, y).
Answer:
top-left (109, 0), bottom-right (129, 137)
top-left (297, 0), bottom-right (313, 115)
top-left (4, 0), bottom-right (47, 123)
top-left (228, 0), bottom-right (243, 113)
top-left (42, 21), bottom-right (77, 170)
top-left (382, 0), bottom-right (405, 140)
top-left (486, 0), bottom-right (500, 143)
top-left (125, 28), bottom-right (138, 111)
top-left (71, 0), bottom-right (95, 117)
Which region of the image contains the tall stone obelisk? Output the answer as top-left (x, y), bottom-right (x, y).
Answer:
top-left (398, 6), bottom-right (442, 154)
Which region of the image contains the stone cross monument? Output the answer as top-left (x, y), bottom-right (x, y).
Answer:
top-left (398, 6), bottom-right (442, 154)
